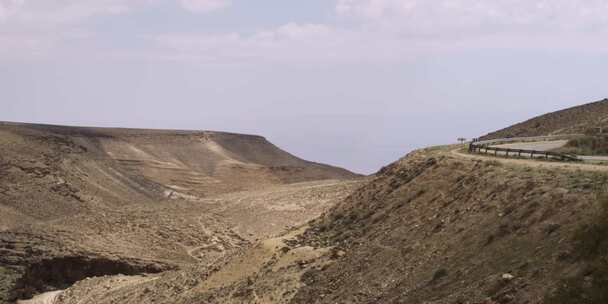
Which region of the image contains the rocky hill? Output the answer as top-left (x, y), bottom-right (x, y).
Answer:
top-left (289, 149), bottom-right (607, 303)
top-left (0, 122), bottom-right (357, 230)
top-left (41, 146), bottom-right (608, 304)
top-left (481, 98), bottom-right (608, 140)
top-left (0, 122), bottom-right (360, 304)
top-left (4, 102), bottom-right (608, 304)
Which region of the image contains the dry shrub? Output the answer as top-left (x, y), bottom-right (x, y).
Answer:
top-left (544, 194), bottom-right (608, 304)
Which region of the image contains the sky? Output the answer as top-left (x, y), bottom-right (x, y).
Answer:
top-left (2, 0), bottom-right (608, 174)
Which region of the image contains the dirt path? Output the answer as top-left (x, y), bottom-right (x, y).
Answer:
top-left (41, 179), bottom-right (363, 304)
top-left (578, 155), bottom-right (608, 161)
top-left (17, 291), bottom-right (63, 304)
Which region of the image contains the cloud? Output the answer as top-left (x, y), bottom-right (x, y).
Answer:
top-left (0, 0), bottom-right (23, 21)
top-left (151, 23), bottom-right (357, 64)
top-left (149, 12), bottom-right (608, 67)
top-left (0, 0), bottom-right (151, 62)
top-left (154, 23), bottom-right (329, 52)
top-left (3, 1), bottom-right (608, 65)
top-left (336, 0), bottom-right (608, 36)
top-left (178, 0), bottom-right (230, 13)
top-left (0, 0), bottom-right (147, 24)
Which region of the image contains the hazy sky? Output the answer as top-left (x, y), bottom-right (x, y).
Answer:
top-left (2, 0), bottom-right (608, 173)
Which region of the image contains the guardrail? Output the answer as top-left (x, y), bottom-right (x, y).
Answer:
top-left (474, 134), bottom-right (583, 146)
top-left (469, 135), bottom-right (582, 162)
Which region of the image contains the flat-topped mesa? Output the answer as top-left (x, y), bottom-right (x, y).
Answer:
top-left (0, 122), bottom-right (359, 229)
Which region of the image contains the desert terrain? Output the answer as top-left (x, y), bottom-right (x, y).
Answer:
top-left (3, 99), bottom-right (608, 304)
top-left (0, 122), bottom-right (361, 303)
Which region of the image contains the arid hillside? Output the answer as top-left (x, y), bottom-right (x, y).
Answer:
top-left (1, 178), bottom-right (363, 304)
top-left (5, 102), bottom-right (608, 304)
top-left (481, 98), bottom-right (608, 140)
top-left (39, 101), bottom-right (608, 304)
top-left (289, 148), bottom-right (608, 303)
top-left (0, 122), bottom-right (361, 304)
top-left (45, 145), bottom-right (608, 304)
top-left (0, 122), bottom-right (357, 230)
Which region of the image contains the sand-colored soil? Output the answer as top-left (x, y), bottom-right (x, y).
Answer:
top-left (17, 291), bottom-right (62, 304)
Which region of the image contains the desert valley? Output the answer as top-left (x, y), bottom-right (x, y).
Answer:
top-left (2, 99), bottom-right (608, 303)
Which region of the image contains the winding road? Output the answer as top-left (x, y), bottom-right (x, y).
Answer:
top-left (491, 140), bottom-right (569, 152)
top-left (490, 140), bottom-right (608, 162)
top-left (453, 138), bottom-right (608, 172)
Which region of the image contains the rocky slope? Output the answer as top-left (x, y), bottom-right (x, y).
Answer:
top-left (481, 98), bottom-right (608, 140)
top-left (289, 148), bottom-right (607, 303)
top-left (0, 122), bottom-right (357, 230)
top-left (45, 145), bottom-right (608, 304)
top-left (1, 179), bottom-right (363, 304)
top-left (5, 101), bottom-right (608, 304)
top-left (0, 122), bottom-right (360, 304)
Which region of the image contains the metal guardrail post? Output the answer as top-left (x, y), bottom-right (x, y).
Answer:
top-left (467, 135), bottom-right (583, 162)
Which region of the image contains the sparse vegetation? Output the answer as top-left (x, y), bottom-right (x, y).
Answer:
top-left (481, 99), bottom-right (608, 140)
top-left (555, 135), bottom-right (608, 156)
top-left (544, 193), bottom-right (608, 304)
top-left (574, 193), bottom-right (608, 259)
top-left (430, 268), bottom-right (448, 284)
top-left (484, 159), bottom-right (503, 167)
top-left (4, 101), bottom-right (608, 304)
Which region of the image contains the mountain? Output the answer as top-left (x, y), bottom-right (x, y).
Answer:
top-left (0, 122), bottom-right (358, 230)
top-left (5, 100), bottom-right (608, 304)
top-left (50, 100), bottom-right (605, 304)
top-left (287, 149), bottom-right (603, 303)
top-left (0, 122), bottom-right (360, 303)
top-left (481, 98), bottom-right (608, 140)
